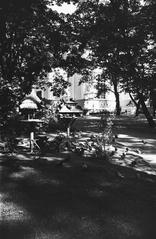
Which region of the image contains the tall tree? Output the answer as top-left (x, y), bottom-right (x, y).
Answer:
top-left (62, 0), bottom-right (131, 115)
top-left (0, 0), bottom-right (72, 123)
top-left (119, 0), bottom-right (156, 126)
top-left (64, 0), bottom-right (156, 125)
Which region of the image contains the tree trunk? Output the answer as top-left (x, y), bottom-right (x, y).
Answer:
top-left (113, 81), bottom-right (121, 116)
top-left (135, 100), bottom-right (141, 116)
top-left (129, 93), bottom-right (138, 108)
top-left (150, 90), bottom-right (156, 117)
top-left (129, 93), bottom-right (141, 116)
top-left (138, 92), bottom-right (156, 127)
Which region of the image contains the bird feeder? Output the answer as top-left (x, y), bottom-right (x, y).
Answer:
top-left (59, 100), bottom-right (83, 137)
top-left (19, 89), bottom-right (43, 153)
top-left (20, 88), bottom-right (41, 120)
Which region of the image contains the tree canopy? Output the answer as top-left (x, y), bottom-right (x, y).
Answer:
top-left (62, 0), bottom-right (156, 124)
top-left (0, 0), bottom-right (72, 122)
top-left (0, 0), bottom-right (156, 126)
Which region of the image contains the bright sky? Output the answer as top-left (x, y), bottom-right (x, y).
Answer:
top-left (51, 0), bottom-right (145, 14)
top-left (51, 3), bottom-right (77, 14)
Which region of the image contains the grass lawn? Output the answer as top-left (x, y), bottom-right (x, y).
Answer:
top-left (0, 115), bottom-right (156, 239)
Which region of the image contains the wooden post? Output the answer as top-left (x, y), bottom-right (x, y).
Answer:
top-left (67, 126), bottom-right (70, 137)
top-left (30, 131), bottom-right (34, 153)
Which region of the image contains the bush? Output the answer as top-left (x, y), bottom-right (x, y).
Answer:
top-left (47, 116), bottom-right (60, 132)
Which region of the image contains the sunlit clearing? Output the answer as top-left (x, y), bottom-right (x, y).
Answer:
top-left (0, 199), bottom-right (30, 222)
top-left (141, 154), bottom-right (156, 164)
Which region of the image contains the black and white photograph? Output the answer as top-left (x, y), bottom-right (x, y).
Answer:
top-left (0, 0), bottom-right (156, 238)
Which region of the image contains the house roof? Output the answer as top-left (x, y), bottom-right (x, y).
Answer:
top-left (20, 99), bottom-right (38, 109)
top-left (25, 89), bottom-right (41, 104)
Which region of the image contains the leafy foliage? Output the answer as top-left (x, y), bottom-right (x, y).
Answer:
top-left (63, 0), bottom-right (156, 123)
top-left (0, 0), bottom-right (71, 123)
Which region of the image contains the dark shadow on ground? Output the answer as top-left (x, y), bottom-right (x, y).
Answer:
top-left (112, 116), bottom-right (156, 138)
top-left (1, 115), bottom-right (156, 239)
top-left (74, 115), bottom-right (156, 138)
top-left (1, 153), bottom-right (156, 239)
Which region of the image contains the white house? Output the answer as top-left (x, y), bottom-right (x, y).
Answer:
top-left (35, 70), bottom-right (135, 114)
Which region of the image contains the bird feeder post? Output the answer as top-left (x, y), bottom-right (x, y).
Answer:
top-left (30, 131), bottom-right (35, 153)
top-left (67, 125), bottom-right (70, 138)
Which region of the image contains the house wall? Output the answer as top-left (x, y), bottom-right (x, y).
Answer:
top-left (36, 72), bottom-right (135, 114)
